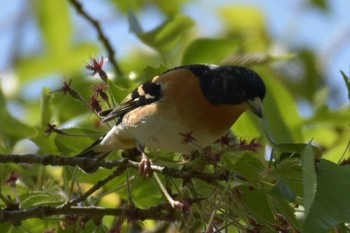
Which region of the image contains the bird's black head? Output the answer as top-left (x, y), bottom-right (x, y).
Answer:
top-left (181, 64), bottom-right (266, 103)
top-left (177, 64), bottom-right (266, 117)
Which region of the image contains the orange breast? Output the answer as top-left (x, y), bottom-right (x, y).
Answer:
top-left (153, 69), bottom-right (247, 139)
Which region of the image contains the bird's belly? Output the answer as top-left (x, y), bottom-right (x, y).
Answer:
top-left (121, 112), bottom-right (222, 153)
top-left (134, 120), bottom-right (217, 153)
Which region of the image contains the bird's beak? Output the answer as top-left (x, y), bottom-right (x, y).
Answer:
top-left (246, 97), bottom-right (263, 118)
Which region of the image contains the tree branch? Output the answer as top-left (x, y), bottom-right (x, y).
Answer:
top-left (0, 154), bottom-right (229, 183)
top-left (0, 204), bottom-right (175, 224)
top-left (69, 0), bottom-right (123, 76)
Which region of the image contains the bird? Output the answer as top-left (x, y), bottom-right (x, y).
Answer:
top-left (76, 64), bottom-right (266, 173)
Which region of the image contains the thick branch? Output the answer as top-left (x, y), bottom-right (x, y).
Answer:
top-left (0, 204), bottom-right (174, 224)
top-left (69, 0), bottom-right (123, 76)
top-left (0, 154), bottom-right (229, 182)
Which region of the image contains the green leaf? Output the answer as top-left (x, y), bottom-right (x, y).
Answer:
top-left (128, 10), bottom-right (143, 34)
top-left (301, 143), bottom-right (316, 216)
top-left (132, 177), bottom-right (162, 208)
top-left (340, 70), bottom-right (350, 102)
top-left (31, 128), bottom-right (58, 154)
top-left (275, 158), bottom-right (303, 198)
top-left (258, 69), bottom-right (303, 143)
top-left (231, 152), bottom-right (265, 183)
top-left (36, 0), bottom-right (71, 54)
top-left (323, 142), bottom-right (349, 163)
top-left (303, 160), bottom-right (350, 233)
top-left (0, 223), bottom-right (13, 232)
top-left (276, 177), bottom-right (296, 202)
top-left (21, 192), bottom-right (62, 209)
top-left (272, 143), bottom-right (322, 161)
top-left (231, 112), bottom-right (262, 139)
top-left (137, 15), bottom-right (194, 54)
top-left (0, 89), bottom-right (37, 146)
top-left (310, 0), bottom-right (329, 10)
top-left (54, 128), bottom-right (98, 155)
top-left (182, 38), bottom-right (240, 65)
top-left (239, 187), bottom-right (276, 225)
top-left (306, 105), bottom-right (350, 127)
top-left (16, 43), bottom-right (99, 83)
top-left (142, 64), bottom-right (169, 81)
top-left (303, 124), bottom-right (338, 148)
top-left (108, 79), bottom-right (130, 103)
top-left (218, 6), bottom-right (268, 51)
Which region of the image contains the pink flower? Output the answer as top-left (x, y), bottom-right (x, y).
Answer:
top-left (180, 131), bottom-right (197, 144)
top-left (86, 56), bottom-right (108, 82)
top-left (90, 95), bottom-right (102, 113)
top-left (5, 171), bottom-right (20, 185)
top-left (238, 138), bottom-right (263, 152)
top-left (58, 79), bottom-right (72, 95)
top-left (93, 84), bottom-right (109, 102)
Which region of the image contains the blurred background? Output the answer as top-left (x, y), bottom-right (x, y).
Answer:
top-left (1, 0), bottom-right (349, 106)
top-left (0, 0), bottom-right (349, 155)
top-left (0, 1), bottom-right (350, 231)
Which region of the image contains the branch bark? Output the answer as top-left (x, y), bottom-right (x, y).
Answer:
top-left (0, 154), bottom-right (229, 183)
top-left (0, 204), bottom-right (175, 224)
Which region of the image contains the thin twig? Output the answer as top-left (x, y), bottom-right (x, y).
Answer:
top-left (69, 0), bottom-right (123, 76)
top-left (63, 166), bottom-right (126, 208)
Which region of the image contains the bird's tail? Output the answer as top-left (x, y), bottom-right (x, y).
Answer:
top-left (75, 136), bottom-right (111, 174)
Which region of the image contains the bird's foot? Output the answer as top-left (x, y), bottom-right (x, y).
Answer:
top-left (139, 152), bottom-right (153, 178)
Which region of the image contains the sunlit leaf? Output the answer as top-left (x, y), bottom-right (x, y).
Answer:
top-left (107, 79), bottom-right (130, 104)
top-left (142, 64), bottom-right (169, 81)
top-left (218, 6), bottom-right (268, 51)
top-left (323, 142), bottom-right (349, 163)
top-left (257, 69), bottom-right (303, 143)
top-left (303, 125), bottom-right (338, 148)
top-left (182, 38), bottom-right (240, 65)
top-left (306, 105), bottom-right (350, 127)
top-left (16, 43), bottom-right (100, 83)
top-left (340, 70), bottom-right (350, 101)
top-left (137, 15), bottom-right (194, 54)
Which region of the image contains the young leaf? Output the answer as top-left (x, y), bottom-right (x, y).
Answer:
top-left (340, 70), bottom-right (350, 102)
top-left (182, 38), bottom-right (240, 65)
top-left (142, 64), bottom-right (168, 81)
top-left (137, 15), bottom-right (194, 54)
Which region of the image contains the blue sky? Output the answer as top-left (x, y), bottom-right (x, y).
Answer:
top-left (0, 0), bottom-right (349, 108)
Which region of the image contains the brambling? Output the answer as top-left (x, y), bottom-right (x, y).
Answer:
top-left (76, 64), bottom-right (266, 173)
